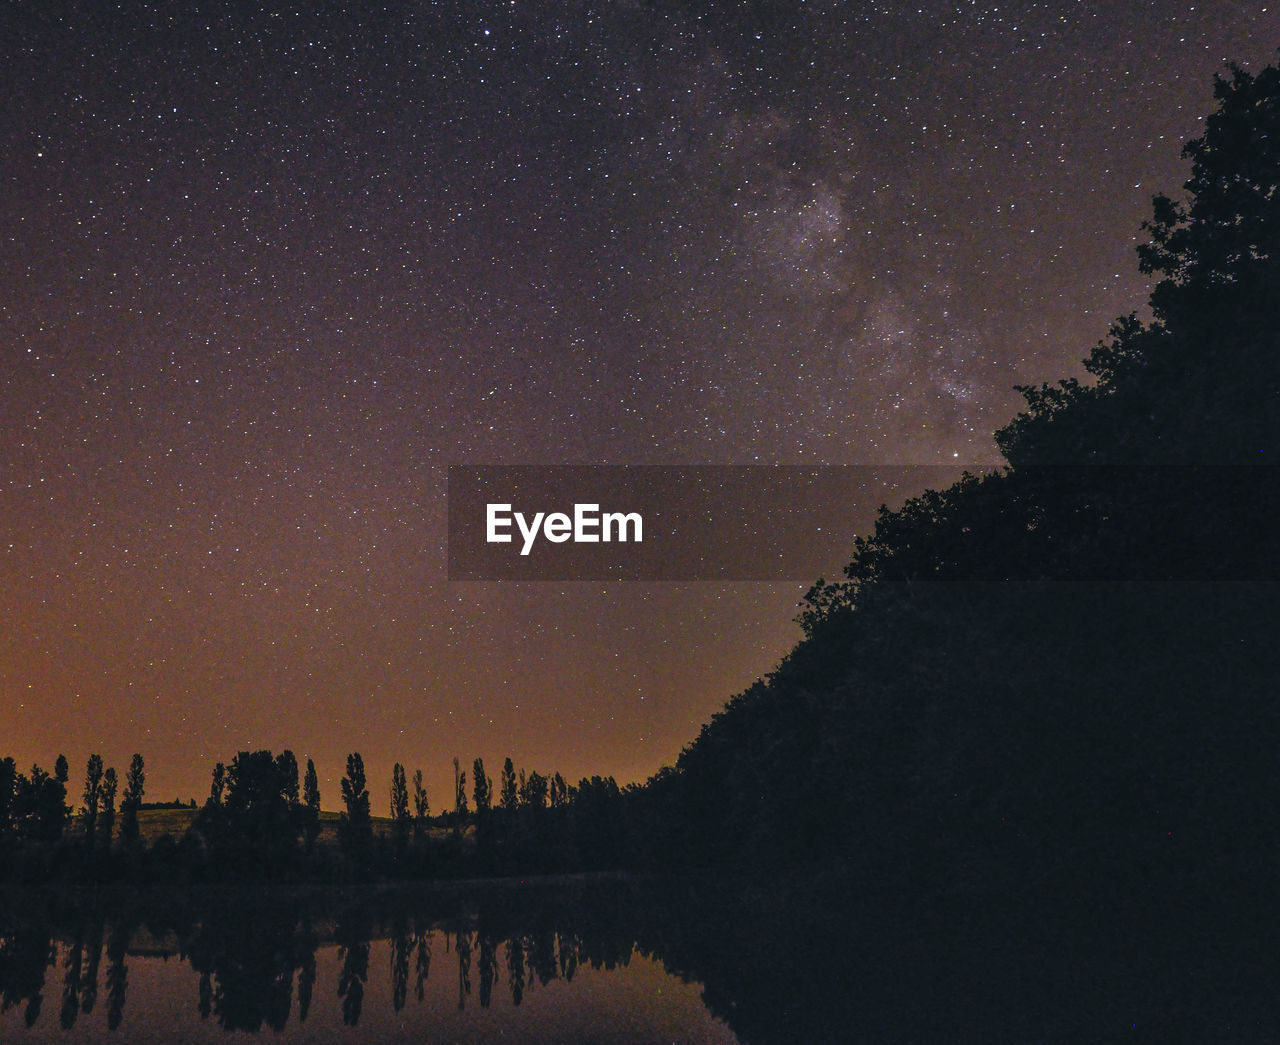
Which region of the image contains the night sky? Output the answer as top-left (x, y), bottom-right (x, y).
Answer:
top-left (3, 2), bottom-right (1276, 808)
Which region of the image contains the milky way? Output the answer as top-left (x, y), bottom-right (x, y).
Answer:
top-left (2, 2), bottom-right (1275, 804)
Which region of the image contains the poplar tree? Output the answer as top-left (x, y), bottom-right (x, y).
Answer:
top-left (472, 757), bottom-right (491, 816)
top-left (390, 762), bottom-right (410, 853)
top-left (500, 758), bottom-right (518, 812)
top-left (339, 752), bottom-right (372, 858)
top-left (99, 767), bottom-right (118, 847)
top-left (303, 758), bottom-right (322, 851)
top-left (120, 754), bottom-right (145, 844)
top-left (81, 754), bottom-right (104, 846)
top-left (412, 769), bottom-right (429, 845)
top-left (452, 757), bottom-right (468, 835)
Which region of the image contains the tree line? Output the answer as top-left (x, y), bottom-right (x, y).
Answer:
top-left (0, 747), bottom-right (629, 883)
top-left (0, 753), bottom-right (146, 853)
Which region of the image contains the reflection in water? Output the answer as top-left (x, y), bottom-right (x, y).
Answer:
top-left (58, 931), bottom-right (81, 1030)
top-left (335, 913), bottom-right (370, 1027)
top-left (0, 881), bottom-right (740, 1041)
top-left (454, 928), bottom-right (471, 1010)
top-left (297, 922), bottom-right (317, 1023)
top-left (414, 928), bottom-right (433, 1003)
top-left (478, 931), bottom-right (498, 1008)
top-left (6, 874), bottom-right (1280, 1041)
top-left (0, 926), bottom-right (49, 1027)
top-left (506, 932), bottom-right (525, 1006)
top-left (104, 921), bottom-right (128, 1032)
top-left (389, 921), bottom-right (409, 1013)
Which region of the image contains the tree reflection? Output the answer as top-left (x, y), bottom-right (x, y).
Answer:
top-left (0, 877), bottom-right (815, 1041)
top-left (335, 910), bottom-right (370, 1027)
top-left (58, 933), bottom-right (83, 1029)
top-left (454, 930), bottom-right (472, 1010)
top-left (529, 930), bottom-right (557, 989)
top-left (389, 919), bottom-right (410, 1013)
top-left (79, 920), bottom-right (103, 1017)
top-left (559, 931), bottom-right (582, 983)
top-left (297, 946), bottom-right (316, 1022)
top-left (413, 928), bottom-right (433, 1002)
top-left (104, 920), bottom-right (129, 1031)
top-left (477, 931), bottom-right (499, 1009)
top-left (505, 934), bottom-right (526, 1006)
top-left (186, 902), bottom-right (310, 1032)
top-left (0, 926), bottom-right (51, 1028)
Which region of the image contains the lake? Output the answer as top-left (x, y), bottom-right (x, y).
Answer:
top-left (0, 877), bottom-right (740, 1043)
top-left (3, 870), bottom-right (1278, 1042)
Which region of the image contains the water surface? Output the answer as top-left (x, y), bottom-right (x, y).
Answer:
top-left (0, 880), bottom-right (739, 1043)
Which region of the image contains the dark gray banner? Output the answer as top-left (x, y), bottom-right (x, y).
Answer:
top-left (448, 464), bottom-right (1280, 582)
top-left (447, 465), bottom-right (960, 580)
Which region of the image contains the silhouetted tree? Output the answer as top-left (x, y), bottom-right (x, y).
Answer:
top-left (390, 762), bottom-right (410, 855)
top-left (222, 750), bottom-right (298, 861)
top-left (0, 756), bottom-right (15, 844)
top-left (208, 762), bottom-right (226, 808)
top-left (99, 768), bottom-right (117, 848)
top-left (996, 63), bottom-right (1280, 470)
top-left (619, 61), bottom-right (1280, 892)
top-left (276, 750), bottom-right (300, 810)
top-left (119, 754), bottom-right (145, 845)
top-left (453, 757), bottom-right (468, 821)
top-left (10, 767), bottom-right (36, 839)
top-left (20, 762), bottom-right (70, 842)
top-left (1139, 64), bottom-right (1280, 329)
top-left (472, 758), bottom-right (491, 816)
top-left (523, 771), bottom-right (548, 811)
top-left (80, 755), bottom-right (104, 848)
top-left (339, 752), bottom-right (372, 860)
top-left (550, 772), bottom-right (568, 809)
top-left (302, 759), bottom-right (321, 852)
top-left (500, 758), bottom-right (518, 813)
top-left (412, 768), bottom-right (428, 845)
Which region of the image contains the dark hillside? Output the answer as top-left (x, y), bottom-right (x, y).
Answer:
top-left (630, 63), bottom-right (1280, 902)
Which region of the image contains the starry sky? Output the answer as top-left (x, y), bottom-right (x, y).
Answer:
top-left (2, 2), bottom-right (1276, 809)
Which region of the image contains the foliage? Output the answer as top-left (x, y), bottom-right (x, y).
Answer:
top-left (390, 762), bottom-right (411, 854)
top-left (339, 752), bottom-right (372, 860)
top-left (500, 759), bottom-right (518, 812)
top-left (452, 757), bottom-right (468, 819)
top-left (119, 755), bottom-right (145, 845)
top-left (80, 754), bottom-right (104, 845)
top-left (99, 768), bottom-right (117, 847)
top-left (472, 758), bottom-right (491, 815)
top-left (302, 758), bottom-right (322, 850)
top-left (626, 58), bottom-right (1280, 887)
